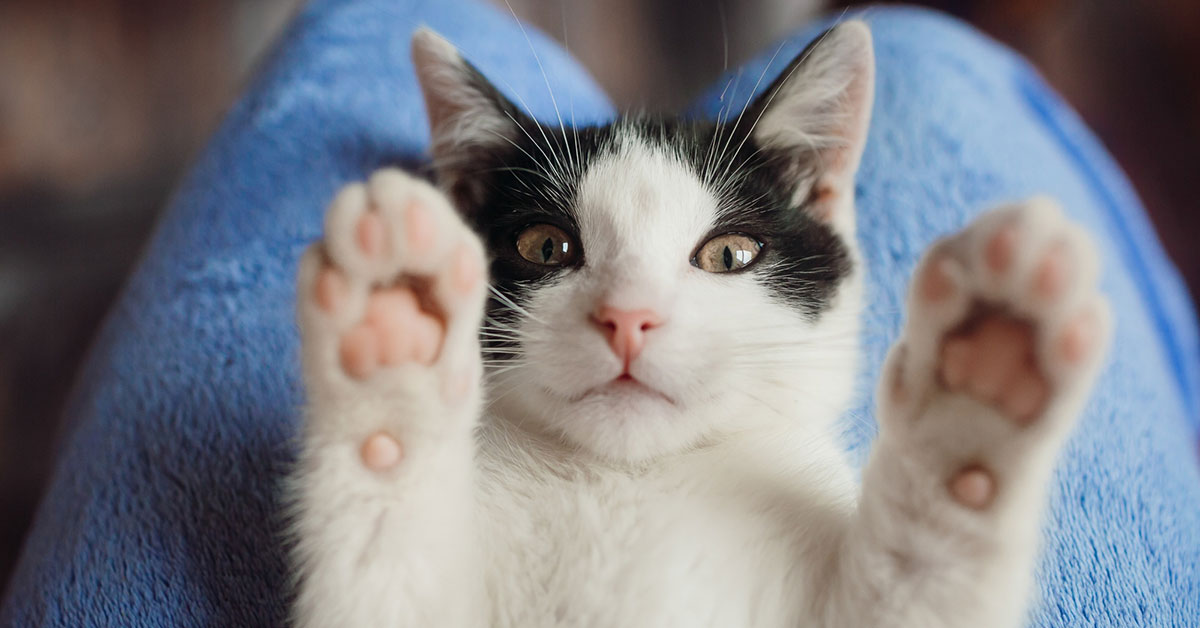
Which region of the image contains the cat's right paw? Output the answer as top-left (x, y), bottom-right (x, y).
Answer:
top-left (298, 169), bottom-right (487, 471)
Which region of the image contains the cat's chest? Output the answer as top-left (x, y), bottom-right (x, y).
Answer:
top-left (476, 448), bottom-right (824, 628)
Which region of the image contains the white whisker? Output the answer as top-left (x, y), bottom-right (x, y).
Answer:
top-left (500, 0), bottom-right (577, 183)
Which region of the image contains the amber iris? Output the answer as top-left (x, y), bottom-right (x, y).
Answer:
top-left (516, 224), bottom-right (578, 266)
top-left (695, 234), bottom-right (762, 273)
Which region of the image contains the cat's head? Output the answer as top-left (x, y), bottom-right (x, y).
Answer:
top-left (412, 23), bottom-right (874, 463)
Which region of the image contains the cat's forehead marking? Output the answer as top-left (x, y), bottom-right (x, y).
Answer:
top-left (633, 176), bottom-right (659, 211)
top-left (575, 133), bottom-right (717, 253)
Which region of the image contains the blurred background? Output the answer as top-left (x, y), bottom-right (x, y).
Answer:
top-left (1, 0), bottom-right (1196, 592)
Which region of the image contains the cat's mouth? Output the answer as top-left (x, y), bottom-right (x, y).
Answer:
top-left (571, 375), bottom-right (676, 405)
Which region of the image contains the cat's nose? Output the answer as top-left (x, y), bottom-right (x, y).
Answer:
top-left (591, 306), bottom-right (663, 367)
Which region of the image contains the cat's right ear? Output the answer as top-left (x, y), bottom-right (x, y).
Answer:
top-left (412, 28), bottom-right (528, 213)
top-left (744, 21), bottom-right (874, 230)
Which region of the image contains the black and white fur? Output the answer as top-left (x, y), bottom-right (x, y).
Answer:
top-left (286, 22), bottom-right (1111, 627)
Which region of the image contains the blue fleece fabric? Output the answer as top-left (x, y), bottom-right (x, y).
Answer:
top-left (3, 0), bottom-right (1197, 625)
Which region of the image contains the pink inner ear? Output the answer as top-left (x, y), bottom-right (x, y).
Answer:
top-left (813, 183), bottom-right (836, 203)
top-left (806, 181), bottom-right (838, 222)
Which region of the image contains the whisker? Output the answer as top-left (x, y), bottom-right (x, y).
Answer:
top-left (482, 376), bottom-right (532, 412)
top-left (479, 126), bottom-right (567, 200)
top-left (709, 39), bottom-right (788, 188)
top-left (502, 0), bottom-right (576, 179)
top-left (488, 285), bottom-right (545, 324)
top-left (715, 8), bottom-right (853, 190)
top-left (480, 333), bottom-right (528, 342)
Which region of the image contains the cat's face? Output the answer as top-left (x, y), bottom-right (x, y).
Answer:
top-left (413, 24), bottom-right (875, 462)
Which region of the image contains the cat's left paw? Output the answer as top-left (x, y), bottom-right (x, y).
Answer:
top-left (880, 197), bottom-right (1112, 510)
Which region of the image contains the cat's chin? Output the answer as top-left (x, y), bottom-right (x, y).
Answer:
top-left (570, 376), bottom-right (676, 406)
top-left (530, 377), bottom-right (705, 463)
top-left (487, 377), bottom-right (700, 463)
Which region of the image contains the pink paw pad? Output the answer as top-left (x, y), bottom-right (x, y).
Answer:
top-left (920, 258), bottom-right (954, 303)
top-left (985, 225), bottom-right (1017, 274)
top-left (409, 313), bottom-right (445, 364)
top-left (939, 315), bottom-right (1050, 424)
top-left (356, 212), bottom-right (387, 259)
top-left (1001, 372), bottom-right (1049, 425)
top-left (1034, 245), bottom-right (1069, 300)
top-left (363, 287), bottom-right (446, 367)
top-left (940, 338), bottom-right (972, 389)
top-left (340, 324), bottom-right (381, 379)
top-left (361, 431), bottom-right (403, 471)
top-left (965, 319), bottom-right (1030, 401)
top-left (949, 466), bottom-right (995, 509)
top-left (365, 288), bottom-right (420, 361)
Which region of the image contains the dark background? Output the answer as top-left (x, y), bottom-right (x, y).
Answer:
top-left (2, 0), bottom-right (1197, 592)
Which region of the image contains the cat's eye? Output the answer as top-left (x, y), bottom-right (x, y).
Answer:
top-left (515, 224), bottom-right (578, 267)
top-left (693, 233), bottom-right (762, 273)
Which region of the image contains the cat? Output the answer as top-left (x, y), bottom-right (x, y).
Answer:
top-left (285, 21), bottom-right (1111, 628)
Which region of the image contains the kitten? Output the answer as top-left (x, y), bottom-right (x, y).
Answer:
top-left (286, 22), bottom-right (1111, 628)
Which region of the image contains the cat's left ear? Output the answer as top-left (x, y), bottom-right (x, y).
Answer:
top-left (411, 28), bottom-right (530, 215)
top-left (747, 21), bottom-right (874, 227)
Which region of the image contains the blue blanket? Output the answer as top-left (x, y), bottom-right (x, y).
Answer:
top-left (3, 1), bottom-right (1197, 625)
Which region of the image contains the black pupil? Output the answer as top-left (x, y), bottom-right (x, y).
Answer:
top-left (541, 236), bottom-right (555, 263)
top-left (722, 246), bottom-right (733, 270)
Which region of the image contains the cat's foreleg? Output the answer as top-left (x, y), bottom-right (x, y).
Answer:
top-left (287, 169), bottom-right (489, 627)
top-left (826, 198), bottom-right (1111, 628)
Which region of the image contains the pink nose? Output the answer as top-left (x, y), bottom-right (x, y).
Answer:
top-left (591, 306), bottom-right (663, 366)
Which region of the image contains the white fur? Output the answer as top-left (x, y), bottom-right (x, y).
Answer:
top-left (285, 22), bottom-right (1110, 628)
top-left (485, 129), bottom-right (861, 464)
